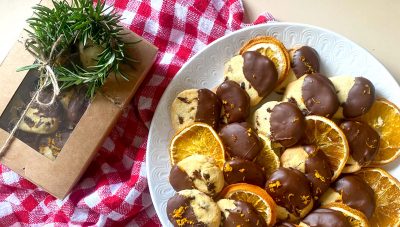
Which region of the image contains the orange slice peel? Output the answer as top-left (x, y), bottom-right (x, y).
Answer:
top-left (239, 36), bottom-right (290, 87)
top-left (169, 123), bottom-right (225, 169)
top-left (355, 167), bottom-right (400, 227)
top-left (303, 115), bottom-right (349, 181)
top-left (323, 202), bottom-right (370, 227)
top-left (219, 183), bottom-right (277, 226)
top-left (357, 98), bottom-right (400, 165)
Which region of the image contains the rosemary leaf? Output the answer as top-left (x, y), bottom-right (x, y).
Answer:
top-left (22, 0), bottom-right (139, 98)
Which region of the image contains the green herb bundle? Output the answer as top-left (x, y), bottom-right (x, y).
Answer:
top-left (20, 0), bottom-right (139, 97)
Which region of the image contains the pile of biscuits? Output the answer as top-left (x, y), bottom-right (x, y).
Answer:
top-left (4, 86), bottom-right (88, 160)
top-left (165, 36), bottom-right (399, 226)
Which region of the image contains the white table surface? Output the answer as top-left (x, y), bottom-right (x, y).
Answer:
top-left (1, 0), bottom-right (399, 85)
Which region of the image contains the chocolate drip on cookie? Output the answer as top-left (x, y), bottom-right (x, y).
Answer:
top-left (270, 102), bottom-right (306, 147)
top-left (303, 145), bottom-right (333, 199)
top-left (223, 158), bottom-right (266, 187)
top-left (18, 91), bottom-right (61, 134)
top-left (195, 89), bottom-right (221, 129)
top-left (332, 175), bottom-right (376, 218)
top-left (169, 165), bottom-right (195, 191)
top-left (266, 167), bottom-right (312, 216)
top-left (62, 87), bottom-right (88, 128)
top-left (221, 200), bottom-right (267, 227)
top-left (242, 51), bottom-right (278, 97)
top-left (291, 46), bottom-right (320, 78)
top-left (167, 194), bottom-right (207, 227)
top-left (216, 80), bottom-right (250, 123)
top-left (340, 121), bottom-right (380, 166)
top-left (302, 73), bottom-right (339, 117)
top-left (343, 77), bottom-right (375, 118)
top-left (219, 123), bottom-right (261, 160)
top-left (302, 208), bottom-right (351, 227)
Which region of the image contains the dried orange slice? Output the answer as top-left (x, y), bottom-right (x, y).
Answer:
top-left (323, 203), bottom-right (370, 227)
top-left (303, 115), bottom-right (349, 180)
top-left (169, 123), bottom-right (225, 169)
top-left (239, 36), bottom-right (290, 87)
top-left (219, 183), bottom-right (277, 226)
top-left (357, 98), bottom-right (400, 165)
top-left (355, 168), bottom-right (400, 227)
top-left (254, 134), bottom-right (281, 179)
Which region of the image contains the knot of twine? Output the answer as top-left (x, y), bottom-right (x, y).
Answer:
top-left (0, 37), bottom-right (62, 156)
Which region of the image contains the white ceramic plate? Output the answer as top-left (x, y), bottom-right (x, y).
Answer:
top-left (146, 22), bottom-right (400, 226)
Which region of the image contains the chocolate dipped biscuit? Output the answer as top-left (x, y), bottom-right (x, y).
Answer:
top-left (169, 165), bottom-right (195, 191)
top-left (171, 88), bottom-right (221, 131)
top-left (300, 208), bottom-right (351, 227)
top-left (219, 123), bottom-right (262, 160)
top-left (291, 46), bottom-right (320, 78)
top-left (59, 86), bottom-right (88, 129)
top-left (169, 154), bottom-right (224, 196)
top-left (281, 145), bottom-right (333, 199)
top-left (167, 189), bottom-right (221, 227)
top-left (253, 101), bottom-right (306, 147)
top-left (223, 158), bottom-right (265, 187)
top-left (330, 76), bottom-right (375, 119)
top-left (340, 121), bottom-right (380, 173)
top-left (276, 45), bottom-right (320, 93)
top-left (283, 73), bottom-right (339, 118)
top-left (265, 167), bottom-right (313, 221)
top-left (217, 199), bottom-right (267, 227)
top-left (224, 51), bottom-right (278, 106)
top-left (216, 80), bottom-right (250, 124)
top-left (18, 103), bottom-right (60, 135)
top-left (320, 175), bottom-right (375, 218)
top-left (239, 36), bottom-right (291, 88)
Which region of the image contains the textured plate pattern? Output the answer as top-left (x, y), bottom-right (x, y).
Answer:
top-left (146, 22), bottom-right (400, 226)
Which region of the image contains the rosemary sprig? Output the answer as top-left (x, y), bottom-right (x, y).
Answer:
top-left (20, 0), bottom-right (139, 98)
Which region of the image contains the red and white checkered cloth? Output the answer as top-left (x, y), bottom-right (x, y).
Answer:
top-left (0, 0), bottom-right (273, 226)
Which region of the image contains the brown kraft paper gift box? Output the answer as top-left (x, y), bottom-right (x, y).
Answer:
top-left (0, 5), bottom-right (158, 199)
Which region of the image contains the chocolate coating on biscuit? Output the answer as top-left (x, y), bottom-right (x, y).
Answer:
top-left (242, 51), bottom-right (278, 97)
top-left (302, 73), bottom-right (339, 117)
top-left (217, 80), bottom-right (250, 123)
top-left (303, 145), bottom-right (333, 199)
top-left (343, 77), bottom-right (375, 118)
top-left (63, 88), bottom-right (88, 128)
top-left (195, 89), bottom-right (222, 129)
top-left (291, 46), bottom-right (320, 78)
top-left (332, 175), bottom-right (376, 218)
top-left (223, 158), bottom-right (266, 187)
top-left (219, 123), bottom-right (261, 160)
top-left (270, 102), bottom-right (306, 147)
top-left (167, 194), bottom-right (206, 227)
top-left (21, 91), bottom-right (61, 134)
top-left (340, 121), bottom-right (380, 166)
top-left (169, 165), bottom-right (195, 191)
top-left (239, 122), bottom-right (252, 130)
top-left (266, 167), bottom-right (312, 216)
top-left (302, 208), bottom-right (351, 227)
top-left (221, 200), bottom-right (267, 227)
